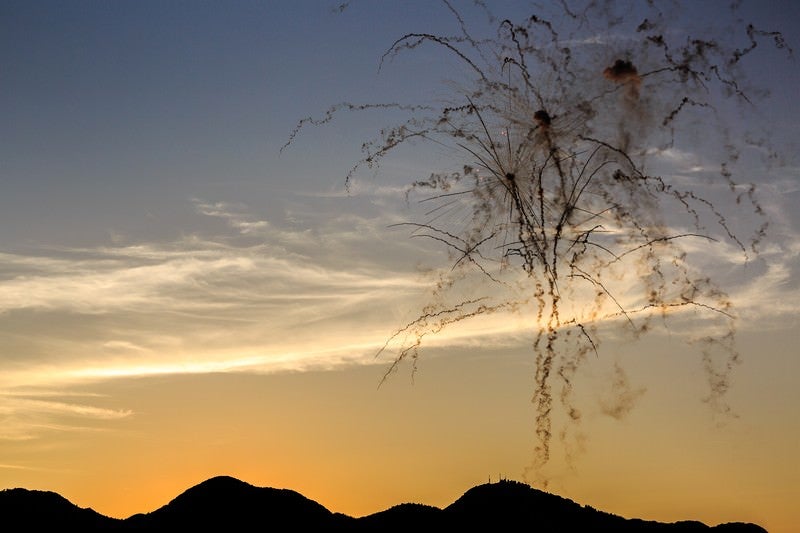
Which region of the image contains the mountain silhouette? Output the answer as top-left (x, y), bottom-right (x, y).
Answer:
top-left (0, 476), bottom-right (767, 532)
top-left (0, 487), bottom-right (121, 531)
top-left (125, 476), bottom-right (349, 532)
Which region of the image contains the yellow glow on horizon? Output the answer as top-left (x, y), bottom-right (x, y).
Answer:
top-left (2, 327), bottom-right (796, 533)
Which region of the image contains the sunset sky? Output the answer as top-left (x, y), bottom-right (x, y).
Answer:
top-left (1, 1), bottom-right (798, 532)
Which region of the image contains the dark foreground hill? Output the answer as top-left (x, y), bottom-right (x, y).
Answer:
top-left (0, 476), bottom-right (766, 532)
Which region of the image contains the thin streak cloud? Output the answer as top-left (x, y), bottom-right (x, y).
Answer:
top-left (0, 395), bottom-right (133, 441)
top-left (0, 195), bottom-right (796, 439)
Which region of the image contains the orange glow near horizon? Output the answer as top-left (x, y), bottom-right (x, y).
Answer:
top-left (2, 328), bottom-right (796, 532)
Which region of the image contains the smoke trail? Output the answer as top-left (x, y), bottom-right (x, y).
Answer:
top-left (284, 0), bottom-right (789, 485)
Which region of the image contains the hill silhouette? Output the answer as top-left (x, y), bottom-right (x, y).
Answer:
top-left (0, 476), bottom-right (767, 532)
top-left (124, 476), bottom-right (347, 531)
top-left (0, 487), bottom-right (121, 531)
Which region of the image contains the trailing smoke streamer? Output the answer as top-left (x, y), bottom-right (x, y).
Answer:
top-left (284, 1), bottom-right (790, 486)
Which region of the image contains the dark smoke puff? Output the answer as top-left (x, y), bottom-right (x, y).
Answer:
top-left (603, 59), bottom-right (640, 84)
top-left (534, 109), bottom-right (552, 128)
top-left (604, 59), bottom-right (642, 101)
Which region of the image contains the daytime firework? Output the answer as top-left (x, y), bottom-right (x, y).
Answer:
top-left (285, 0), bottom-right (789, 484)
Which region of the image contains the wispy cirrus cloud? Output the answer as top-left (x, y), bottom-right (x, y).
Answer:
top-left (0, 200), bottom-right (439, 436)
top-left (191, 199), bottom-right (270, 234)
top-left (0, 393), bottom-right (132, 441)
top-left (0, 191), bottom-right (797, 438)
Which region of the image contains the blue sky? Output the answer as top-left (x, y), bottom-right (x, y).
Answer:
top-left (2, 0), bottom-right (797, 246)
top-left (1, 1), bottom-right (504, 245)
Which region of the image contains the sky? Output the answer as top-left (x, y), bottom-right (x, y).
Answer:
top-left (1, 0), bottom-right (798, 531)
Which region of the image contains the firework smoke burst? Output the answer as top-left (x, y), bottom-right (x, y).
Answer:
top-left (285, 1), bottom-right (790, 485)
